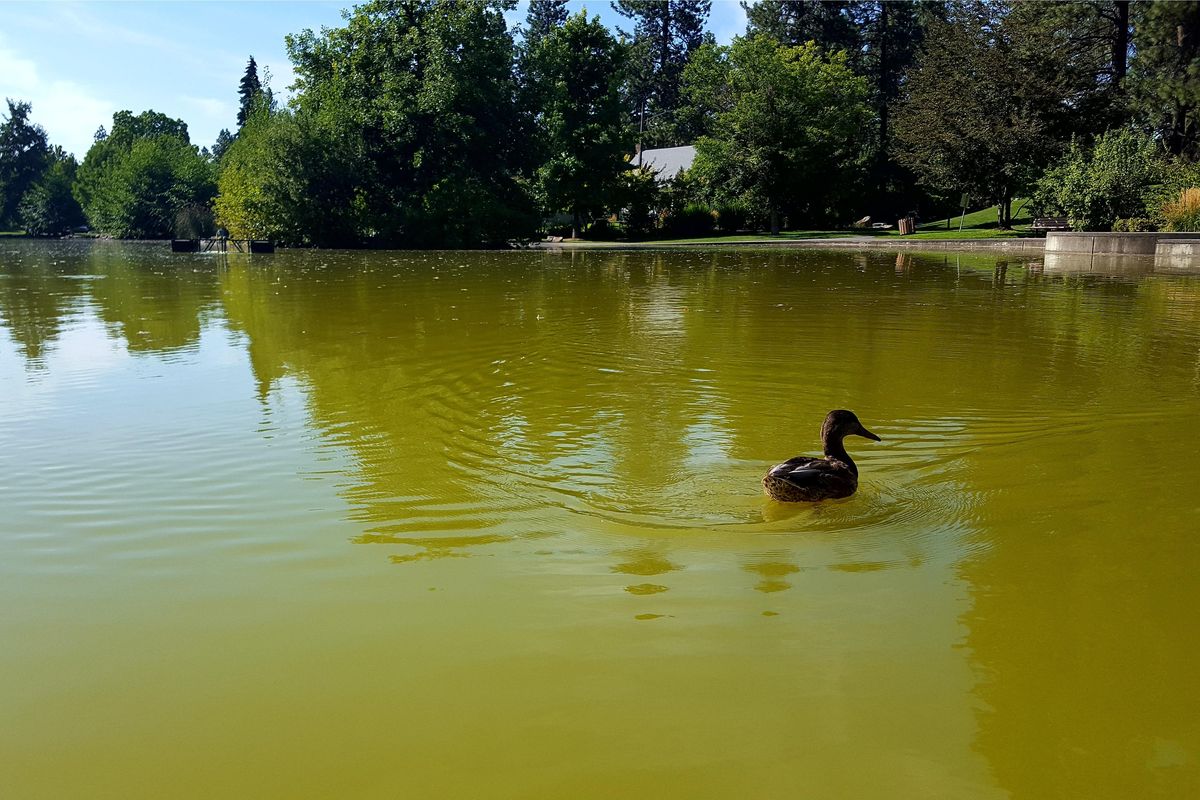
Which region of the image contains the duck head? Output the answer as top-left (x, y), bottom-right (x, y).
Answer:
top-left (821, 409), bottom-right (881, 444)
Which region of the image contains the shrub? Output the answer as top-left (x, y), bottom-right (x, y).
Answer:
top-left (665, 203), bottom-right (715, 237)
top-left (174, 204), bottom-right (215, 238)
top-left (19, 157), bottom-right (84, 237)
top-left (715, 202), bottom-right (748, 233)
top-left (1161, 188), bottom-right (1200, 232)
top-left (1034, 128), bottom-right (1166, 231)
top-left (618, 166), bottom-right (661, 238)
top-left (581, 217), bottom-right (618, 240)
top-left (1112, 217), bottom-right (1156, 232)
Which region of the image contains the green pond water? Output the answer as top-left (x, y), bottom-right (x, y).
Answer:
top-left (1, 241), bottom-right (1198, 798)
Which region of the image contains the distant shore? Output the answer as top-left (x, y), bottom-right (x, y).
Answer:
top-left (537, 236), bottom-right (1047, 253)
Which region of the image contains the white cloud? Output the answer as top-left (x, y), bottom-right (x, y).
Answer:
top-left (0, 43), bottom-right (38, 90)
top-left (182, 95), bottom-right (232, 119)
top-left (0, 34), bottom-right (113, 158)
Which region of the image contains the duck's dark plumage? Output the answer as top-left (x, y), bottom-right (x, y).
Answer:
top-left (763, 410), bottom-right (881, 502)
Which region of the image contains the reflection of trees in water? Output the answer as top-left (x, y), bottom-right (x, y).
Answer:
top-left (84, 245), bottom-right (221, 353)
top-left (0, 241), bottom-right (222, 366)
top-left (211, 250), bottom-right (1200, 562)
top-left (0, 254), bottom-right (89, 364)
top-left (6, 243), bottom-right (1200, 791)
top-left (944, 268), bottom-right (1200, 795)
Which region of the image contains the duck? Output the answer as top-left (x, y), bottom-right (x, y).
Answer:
top-left (762, 410), bottom-right (881, 502)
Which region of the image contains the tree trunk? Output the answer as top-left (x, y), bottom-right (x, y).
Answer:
top-left (572, 210), bottom-right (581, 240)
top-left (1112, 1), bottom-right (1129, 84)
top-left (770, 207), bottom-right (780, 236)
top-left (999, 189), bottom-right (1012, 229)
top-left (876, 2), bottom-right (890, 196)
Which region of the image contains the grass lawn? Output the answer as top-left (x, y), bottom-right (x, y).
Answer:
top-left (567, 200), bottom-right (1040, 246)
top-left (0, 230), bottom-right (26, 237)
top-left (917, 199), bottom-right (1034, 232)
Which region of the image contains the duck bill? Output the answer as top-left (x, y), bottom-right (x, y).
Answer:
top-left (859, 427), bottom-right (881, 442)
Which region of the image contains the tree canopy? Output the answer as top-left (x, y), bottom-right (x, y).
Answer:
top-left (615, 0), bottom-right (712, 147)
top-left (0, 100), bottom-right (50, 228)
top-left (237, 56), bottom-right (263, 128)
top-left (74, 110), bottom-right (215, 238)
top-left (528, 11), bottom-right (632, 237)
top-left (891, 2), bottom-right (1061, 226)
top-left (686, 35), bottom-right (870, 232)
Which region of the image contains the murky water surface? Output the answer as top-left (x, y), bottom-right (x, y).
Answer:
top-left (1, 241), bottom-right (1198, 798)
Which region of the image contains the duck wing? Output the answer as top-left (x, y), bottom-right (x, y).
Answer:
top-left (766, 456), bottom-right (827, 479)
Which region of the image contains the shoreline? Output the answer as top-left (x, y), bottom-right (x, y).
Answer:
top-left (535, 236), bottom-right (1047, 253)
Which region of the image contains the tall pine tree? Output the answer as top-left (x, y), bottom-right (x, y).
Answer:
top-left (524, 0), bottom-right (569, 50)
top-left (613, 0), bottom-right (711, 147)
top-left (237, 56), bottom-right (263, 127)
top-left (1130, 1), bottom-right (1200, 157)
top-left (742, 0), bottom-right (859, 54)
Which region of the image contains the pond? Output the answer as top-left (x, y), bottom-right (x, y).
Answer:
top-left (1, 241), bottom-right (1197, 798)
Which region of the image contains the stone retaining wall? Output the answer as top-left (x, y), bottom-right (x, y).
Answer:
top-left (1045, 231), bottom-right (1199, 255)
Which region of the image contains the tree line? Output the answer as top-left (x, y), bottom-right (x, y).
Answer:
top-left (2, 0), bottom-right (1199, 246)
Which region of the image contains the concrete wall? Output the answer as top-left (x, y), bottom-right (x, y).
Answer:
top-left (1045, 231), bottom-right (1200, 255)
top-left (1155, 239), bottom-right (1200, 258)
top-left (1154, 238), bottom-right (1200, 271)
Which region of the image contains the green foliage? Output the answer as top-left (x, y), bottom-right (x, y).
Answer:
top-left (18, 149), bottom-right (83, 236)
top-left (282, 0), bottom-right (538, 247)
top-left (664, 202), bottom-right (715, 236)
top-left (174, 204), bottom-right (215, 239)
top-left (212, 128), bottom-right (235, 161)
top-left (75, 110), bottom-right (216, 238)
top-left (0, 99), bottom-right (50, 227)
top-left (580, 217), bottom-right (618, 240)
top-left (1130, 1), bottom-right (1200, 157)
top-left (891, 2), bottom-right (1061, 227)
top-left (528, 11), bottom-right (631, 238)
top-left (714, 201), bottom-right (748, 233)
top-left (684, 35), bottom-right (871, 232)
top-left (1034, 128), bottom-right (1167, 231)
top-left (1005, 0), bottom-right (1132, 139)
top-left (523, 0), bottom-right (568, 50)
top-left (214, 108), bottom-right (280, 240)
top-left (237, 56), bottom-right (263, 128)
top-left (743, 0), bottom-right (860, 52)
top-left (617, 165), bottom-right (662, 237)
top-left (1111, 217), bottom-right (1156, 232)
top-left (615, 0), bottom-right (711, 147)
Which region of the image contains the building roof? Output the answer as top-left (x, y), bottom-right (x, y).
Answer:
top-left (634, 145), bottom-right (696, 182)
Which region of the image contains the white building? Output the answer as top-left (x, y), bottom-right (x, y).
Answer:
top-left (633, 145), bottom-right (696, 183)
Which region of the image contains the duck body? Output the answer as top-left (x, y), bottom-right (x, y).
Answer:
top-left (763, 409), bottom-right (881, 503)
top-left (763, 456), bottom-right (859, 502)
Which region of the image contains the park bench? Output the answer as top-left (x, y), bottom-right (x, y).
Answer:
top-left (1031, 217), bottom-right (1070, 232)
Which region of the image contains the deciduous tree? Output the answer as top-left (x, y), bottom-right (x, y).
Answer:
top-left (891, 2), bottom-right (1060, 227)
top-left (18, 147), bottom-right (83, 236)
top-left (530, 11), bottom-right (632, 237)
top-left (75, 110), bottom-right (215, 238)
top-left (685, 35), bottom-right (870, 233)
top-left (282, 0), bottom-right (538, 247)
top-left (0, 100), bottom-right (50, 227)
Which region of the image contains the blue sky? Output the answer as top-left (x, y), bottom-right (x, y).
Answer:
top-left (0, 1), bottom-right (749, 160)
